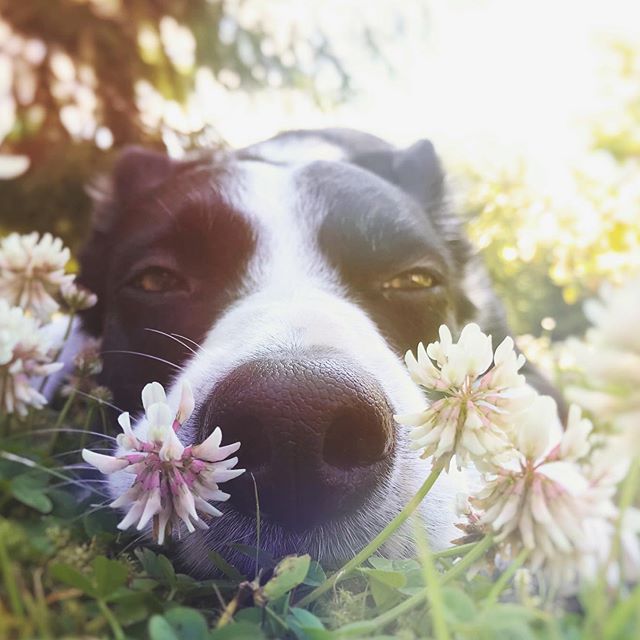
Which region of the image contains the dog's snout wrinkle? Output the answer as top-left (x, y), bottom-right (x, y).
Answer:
top-left (200, 354), bottom-right (395, 530)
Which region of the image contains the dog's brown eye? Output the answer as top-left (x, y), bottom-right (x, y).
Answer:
top-left (382, 269), bottom-right (436, 291)
top-left (129, 267), bottom-right (184, 293)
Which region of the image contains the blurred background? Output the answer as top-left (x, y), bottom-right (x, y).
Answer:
top-left (1, 0), bottom-right (639, 346)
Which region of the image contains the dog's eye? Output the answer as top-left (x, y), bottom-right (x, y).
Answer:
top-left (129, 267), bottom-right (185, 293)
top-left (382, 269), bottom-right (438, 292)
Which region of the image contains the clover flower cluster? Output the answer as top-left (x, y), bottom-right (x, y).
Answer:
top-left (0, 232), bottom-right (96, 416)
top-left (0, 300), bottom-right (63, 415)
top-left (566, 276), bottom-right (640, 455)
top-left (82, 381), bottom-right (244, 544)
top-left (396, 324), bottom-right (532, 472)
top-left (397, 321), bottom-right (640, 594)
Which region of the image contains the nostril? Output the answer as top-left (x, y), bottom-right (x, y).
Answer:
top-left (219, 413), bottom-right (271, 471)
top-left (323, 408), bottom-right (391, 469)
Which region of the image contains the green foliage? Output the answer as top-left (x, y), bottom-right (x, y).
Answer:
top-left (462, 40), bottom-right (640, 338)
top-left (0, 423), bottom-right (639, 639)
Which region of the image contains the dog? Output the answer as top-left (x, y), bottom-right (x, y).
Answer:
top-left (68, 128), bottom-right (556, 577)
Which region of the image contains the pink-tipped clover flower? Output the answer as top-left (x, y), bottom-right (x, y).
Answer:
top-left (82, 380), bottom-right (244, 544)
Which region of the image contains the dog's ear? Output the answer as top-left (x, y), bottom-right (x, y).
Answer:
top-left (87, 146), bottom-right (176, 232)
top-left (354, 139), bottom-right (468, 267)
top-left (352, 139), bottom-right (445, 214)
top-left (393, 139), bottom-right (445, 212)
top-left (112, 146), bottom-right (175, 204)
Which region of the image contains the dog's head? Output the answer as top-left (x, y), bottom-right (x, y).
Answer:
top-left (78, 129), bottom-right (508, 575)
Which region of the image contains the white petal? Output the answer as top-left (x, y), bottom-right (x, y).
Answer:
top-left (116, 412), bottom-right (138, 449)
top-left (493, 336), bottom-right (515, 367)
top-left (537, 461), bottom-right (589, 495)
top-left (137, 488), bottom-right (162, 530)
top-left (458, 323), bottom-right (493, 377)
top-left (117, 411), bottom-right (133, 434)
top-left (158, 427), bottom-right (185, 461)
top-left (405, 344), bottom-right (439, 388)
top-left (516, 395), bottom-right (561, 460)
top-left (460, 429), bottom-right (486, 456)
top-left (118, 500), bottom-right (146, 530)
top-left (176, 379), bottom-right (195, 425)
top-left (519, 506), bottom-right (536, 548)
top-left (141, 381), bottom-right (166, 411)
top-left (530, 488), bottom-right (553, 524)
top-left (194, 495), bottom-right (223, 517)
top-left (174, 486), bottom-right (197, 532)
top-left (82, 449), bottom-right (129, 474)
top-left (394, 411), bottom-right (429, 428)
top-left (560, 404), bottom-right (593, 460)
top-left (157, 506), bottom-right (172, 544)
top-left (213, 468), bottom-right (246, 482)
top-left (492, 492), bottom-right (521, 531)
top-left (146, 402), bottom-right (174, 439)
top-left (192, 427), bottom-right (221, 459)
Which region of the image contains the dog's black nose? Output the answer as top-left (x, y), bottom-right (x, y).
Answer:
top-left (201, 355), bottom-right (395, 529)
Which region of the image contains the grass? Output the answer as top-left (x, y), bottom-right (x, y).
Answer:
top-left (0, 404), bottom-right (639, 640)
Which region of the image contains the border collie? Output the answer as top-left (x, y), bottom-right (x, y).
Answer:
top-left (69, 128), bottom-right (555, 576)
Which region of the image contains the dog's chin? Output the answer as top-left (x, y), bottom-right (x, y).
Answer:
top-left (172, 496), bottom-right (410, 579)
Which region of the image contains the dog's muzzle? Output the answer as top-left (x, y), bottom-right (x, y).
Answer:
top-left (200, 353), bottom-right (396, 530)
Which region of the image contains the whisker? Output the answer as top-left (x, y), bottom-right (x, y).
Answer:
top-left (53, 447), bottom-right (114, 459)
top-left (119, 531), bottom-right (149, 554)
top-left (68, 388), bottom-right (126, 414)
top-left (171, 332), bottom-right (208, 352)
top-left (101, 350), bottom-right (184, 371)
top-left (49, 479), bottom-right (112, 490)
top-left (57, 463), bottom-right (101, 471)
top-left (69, 498), bottom-right (115, 520)
top-left (6, 428), bottom-right (117, 442)
top-left (144, 328), bottom-right (200, 357)
top-left (0, 452), bottom-right (111, 498)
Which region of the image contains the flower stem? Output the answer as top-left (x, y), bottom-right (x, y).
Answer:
top-left (0, 534), bottom-right (24, 618)
top-left (80, 405), bottom-right (95, 449)
top-left (50, 389), bottom-right (77, 452)
top-left (414, 520), bottom-right (450, 640)
top-left (97, 598), bottom-right (125, 640)
top-left (484, 547), bottom-right (530, 606)
top-left (603, 581), bottom-right (640, 639)
top-left (433, 541), bottom-right (478, 559)
top-left (440, 533), bottom-right (494, 585)
top-left (251, 472), bottom-right (262, 580)
top-left (297, 459), bottom-right (446, 607)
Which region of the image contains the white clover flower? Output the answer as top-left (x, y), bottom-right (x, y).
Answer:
top-left (566, 277), bottom-right (640, 455)
top-left (395, 323), bottom-right (534, 471)
top-left (471, 396), bottom-right (637, 593)
top-left (0, 232), bottom-right (73, 320)
top-left (82, 380), bottom-right (244, 544)
top-left (0, 300), bottom-right (63, 416)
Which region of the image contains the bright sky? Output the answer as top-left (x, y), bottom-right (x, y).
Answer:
top-left (194, 0), bottom-right (640, 173)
